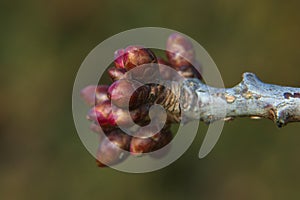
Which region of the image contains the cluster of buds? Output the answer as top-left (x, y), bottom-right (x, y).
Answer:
top-left (81, 33), bottom-right (203, 167)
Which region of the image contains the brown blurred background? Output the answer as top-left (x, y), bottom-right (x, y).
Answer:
top-left (1, 0), bottom-right (300, 199)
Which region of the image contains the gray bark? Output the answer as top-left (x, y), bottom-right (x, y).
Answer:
top-left (179, 72), bottom-right (300, 127)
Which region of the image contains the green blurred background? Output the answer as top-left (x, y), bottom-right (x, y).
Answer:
top-left (1, 0), bottom-right (300, 199)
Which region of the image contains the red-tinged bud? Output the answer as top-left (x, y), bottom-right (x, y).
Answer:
top-left (123, 46), bottom-right (157, 70)
top-left (130, 104), bottom-right (150, 125)
top-left (81, 85), bottom-right (109, 106)
top-left (80, 85), bottom-right (97, 106)
top-left (177, 65), bottom-right (203, 79)
top-left (88, 100), bottom-right (150, 128)
top-left (108, 79), bottom-right (150, 109)
top-left (129, 125), bottom-right (163, 156)
top-left (176, 66), bottom-right (193, 78)
top-left (130, 136), bottom-right (156, 156)
top-left (113, 104), bottom-right (150, 127)
top-left (95, 85), bottom-right (109, 104)
top-left (166, 33), bottom-right (195, 68)
top-left (108, 67), bottom-right (126, 81)
top-left (89, 122), bottom-right (115, 134)
top-left (114, 49), bottom-right (125, 69)
top-left (87, 100), bottom-right (117, 127)
top-left (96, 129), bottom-right (131, 167)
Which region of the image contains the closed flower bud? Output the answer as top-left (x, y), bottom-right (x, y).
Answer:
top-left (108, 79), bottom-right (150, 109)
top-left (114, 49), bottom-right (126, 69)
top-left (87, 100), bottom-right (117, 127)
top-left (80, 85), bottom-right (97, 106)
top-left (108, 67), bottom-right (126, 81)
top-left (113, 104), bottom-right (150, 127)
top-left (166, 33), bottom-right (195, 68)
top-left (87, 100), bottom-right (150, 128)
top-left (130, 136), bottom-right (156, 156)
top-left (123, 46), bottom-right (157, 70)
top-left (130, 104), bottom-right (151, 125)
top-left (90, 122), bottom-right (115, 135)
top-left (176, 66), bottom-right (194, 78)
top-left (81, 85), bottom-right (109, 106)
top-left (96, 129), bottom-right (131, 167)
top-left (95, 85), bottom-right (109, 104)
top-left (129, 125), bottom-right (169, 156)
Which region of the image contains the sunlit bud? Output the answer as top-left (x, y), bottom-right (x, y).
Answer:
top-left (95, 85), bottom-right (109, 104)
top-left (130, 136), bottom-right (156, 156)
top-left (87, 100), bottom-right (117, 127)
top-left (108, 67), bottom-right (126, 82)
top-left (166, 33), bottom-right (195, 68)
top-left (81, 85), bottom-right (109, 106)
top-left (123, 46), bottom-right (157, 70)
top-left (108, 79), bottom-right (150, 109)
top-left (114, 49), bottom-right (125, 69)
top-left (129, 125), bottom-right (163, 156)
top-left (89, 122), bottom-right (115, 135)
top-left (80, 85), bottom-right (97, 106)
top-left (96, 129), bottom-right (131, 167)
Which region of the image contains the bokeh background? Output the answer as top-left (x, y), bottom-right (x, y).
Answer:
top-left (1, 0), bottom-right (300, 199)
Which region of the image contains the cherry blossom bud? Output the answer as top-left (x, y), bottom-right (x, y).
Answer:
top-left (129, 125), bottom-right (172, 156)
top-left (108, 79), bottom-right (150, 109)
top-left (108, 67), bottom-right (126, 81)
top-left (114, 49), bottom-right (125, 69)
top-left (95, 85), bottom-right (109, 104)
top-left (87, 101), bottom-right (116, 127)
top-left (87, 100), bottom-right (151, 128)
top-left (123, 46), bottom-right (157, 70)
top-left (80, 85), bottom-right (97, 106)
top-left (96, 129), bottom-right (131, 167)
top-left (81, 85), bottom-right (109, 106)
top-left (166, 33), bottom-right (195, 68)
top-left (89, 122), bottom-right (115, 135)
top-left (130, 136), bottom-right (155, 156)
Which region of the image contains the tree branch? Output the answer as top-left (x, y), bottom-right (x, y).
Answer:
top-left (178, 72), bottom-right (300, 127)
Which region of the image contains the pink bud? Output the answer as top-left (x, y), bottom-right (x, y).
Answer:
top-left (80, 85), bottom-right (97, 106)
top-left (130, 136), bottom-right (156, 156)
top-left (95, 85), bottom-right (109, 104)
top-left (108, 67), bottom-right (126, 81)
top-left (87, 100), bottom-right (117, 127)
top-left (89, 122), bottom-right (114, 134)
top-left (96, 129), bottom-right (131, 167)
top-left (129, 125), bottom-right (172, 156)
top-left (108, 79), bottom-right (150, 109)
top-left (166, 33), bottom-right (195, 68)
top-left (123, 46), bottom-right (157, 70)
top-left (80, 85), bottom-right (109, 106)
top-left (87, 100), bottom-right (151, 128)
top-left (114, 49), bottom-right (125, 69)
